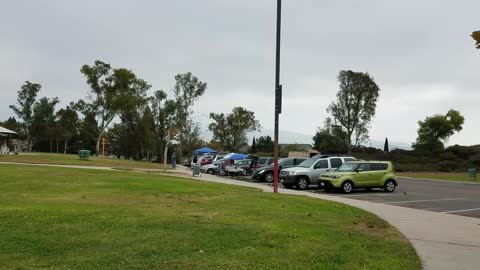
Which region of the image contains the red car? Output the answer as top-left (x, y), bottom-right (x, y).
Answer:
top-left (200, 156), bottom-right (214, 166)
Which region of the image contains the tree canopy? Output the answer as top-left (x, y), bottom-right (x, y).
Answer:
top-left (472, 31), bottom-right (480, 49)
top-left (384, 137), bottom-right (389, 152)
top-left (209, 107), bottom-right (261, 152)
top-left (327, 70), bottom-right (380, 152)
top-left (255, 136), bottom-right (274, 153)
top-left (80, 60), bottom-right (150, 155)
top-left (312, 118), bottom-right (349, 154)
top-left (9, 81), bottom-right (41, 150)
top-left (413, 109), bottom-right (465, 152)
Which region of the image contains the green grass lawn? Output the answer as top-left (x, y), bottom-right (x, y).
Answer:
top-left (0, 164), bottom-right (420, 270)
top-left (398, 172), bottom-right (479, 183)
top-left (0, 152), bottom-right (171, 170)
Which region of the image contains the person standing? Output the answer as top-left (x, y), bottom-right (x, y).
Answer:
top-left (172, 153), bottom-right (176, 169)
top-left (193, 154), bottom-right (198, 164)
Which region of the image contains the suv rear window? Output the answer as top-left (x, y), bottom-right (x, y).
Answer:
top-left (257, 158), bottom-right (268, 165)
top-left (330, 158), bottom-right (342, 168)
top-left (258, 158), bottom-right (274, 166)
top-left (371, 163), bottom-right (388, 171)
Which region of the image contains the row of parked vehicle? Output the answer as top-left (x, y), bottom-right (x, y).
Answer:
top-left (186, 153), bottom-right (398, 194)
top-left (198, 156), bottom-right (275, 175)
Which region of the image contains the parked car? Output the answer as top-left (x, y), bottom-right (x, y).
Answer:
top-left (253, 157), bottom-right (307, 182)
top-left (212, 155), bottom-right (224, 163)
top-left (225, 159), bottom-right (253, 175)
top-left (250, 157), bottom-right (274, 170)
top-left (234, 159), bottom-right (253, 172)
top-left (200, 156), bottom-right (214, 166)
top-left (280, 155), bottom-right (355, 190)
top-left (182, 158), bottom-right (192, 167)
top-left (191, 155), bottom-right (214, 167)
top-left (318, 161), bottom-right (397, 193)
top-left (201, 158), bottom-right (227, 174)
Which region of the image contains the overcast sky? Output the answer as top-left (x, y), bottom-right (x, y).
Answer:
top-left (1, 0), bottom-right (479, 146)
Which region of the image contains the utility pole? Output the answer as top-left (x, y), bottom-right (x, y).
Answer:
top-left (273, 0), bottom-right (282, 193)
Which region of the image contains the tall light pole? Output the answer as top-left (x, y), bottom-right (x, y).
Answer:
top-left (273, 0), bottom-right (282, 193)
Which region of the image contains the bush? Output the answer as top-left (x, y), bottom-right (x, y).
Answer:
top-left (446, 145), bottom-right (478, 159)
top-left (435, 160), bottom-right (458, 172)
top-left (469, 154), bottom-right (480, 167)
top-left (394, 163), bottom-right (436, 172)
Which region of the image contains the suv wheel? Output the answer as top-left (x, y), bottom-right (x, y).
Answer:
top-left (296, 177), bottom-right (309, 190)
top-left (341, 181), bottom-right (354, 193)
top-left (207, 169), bottom-right (214, 174)
top-left (265, 172), bottom-right (274, 182)
top-left (384, 180), bottom-right (396, 192)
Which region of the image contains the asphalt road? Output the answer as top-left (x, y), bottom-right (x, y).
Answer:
top-left (314, 178), bottom-right (480, 218)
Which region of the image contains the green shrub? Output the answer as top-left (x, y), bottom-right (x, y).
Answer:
top-left (435, 160), bottom-right (458, 172)
top-left (469, 154), bottom-right (480, 167)
top-left (446, 145), bottom-right (478, 159)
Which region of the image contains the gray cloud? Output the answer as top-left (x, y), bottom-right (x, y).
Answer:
top-left (1, 0), bottom-right (479, 146)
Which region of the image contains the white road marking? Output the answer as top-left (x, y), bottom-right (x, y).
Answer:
top-left (386, 198), bottom-right (469, 204)
top-left (441, 208), bottom-right (480, 214)
top-left (344, 192), bottom-right (422, 197)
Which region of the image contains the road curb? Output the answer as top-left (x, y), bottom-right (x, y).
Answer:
top-left (399, 176), bottom-right (479, 185)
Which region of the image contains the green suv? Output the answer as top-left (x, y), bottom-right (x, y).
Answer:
top-left (318, 161), bottom-right (397, 193)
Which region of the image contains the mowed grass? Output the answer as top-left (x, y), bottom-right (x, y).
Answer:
top-left (398, 171), bottom-right (479, 183)
top-left (0, 164), bottom-right (421, 270)
top-left (0, 152), bottom-right (169, 170)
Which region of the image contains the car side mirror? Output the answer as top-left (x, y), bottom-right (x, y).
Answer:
top-left (356, 168), bottom-right (363, 173)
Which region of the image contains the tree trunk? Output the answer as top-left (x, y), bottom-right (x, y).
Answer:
top-left (163, 130), bottom-right (170, 172)
top-left (346, 131), bottom-right (352, 154)
top-left (27, 134), bottom-right (32, 152)
top-left (64, 138), bottom-right (67, 154)
top-left (163, 143), bottom-right (169, 173)
top-left (50, 136), bottom-right (53, 153)
top-left (96, 131), bottom-right (103, 156)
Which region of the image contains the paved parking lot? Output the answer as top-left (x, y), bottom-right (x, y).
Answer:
top-left (250, 177), bottom-right (480, 218)
top-left (314, 178), bottom-right (480, 218)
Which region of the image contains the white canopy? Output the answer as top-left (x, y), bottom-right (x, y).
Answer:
top-left (0, 126), bottom-right (17, 135)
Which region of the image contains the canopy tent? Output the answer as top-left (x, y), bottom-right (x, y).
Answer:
top-left (195, 147), bottom-right (218, 155)
top-left (226, 153), bottom-right (248, 160)
top-left (0, 126), bottom-right (17, 135)
top-left (0, 126), bottom-right (17, 155)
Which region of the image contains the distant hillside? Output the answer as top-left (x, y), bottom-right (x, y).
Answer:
top-left (250, 129), bottom-right (412, 150)
top-left (249, 129), bottom-right (313, 144)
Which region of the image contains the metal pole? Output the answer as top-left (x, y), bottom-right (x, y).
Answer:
top-left (273, 0), bottom-right (282, 193)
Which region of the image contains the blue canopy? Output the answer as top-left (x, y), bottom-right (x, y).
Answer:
top-left (195, 147), bottom-right (218, 155)
top-left (227, 153), bottom-right (248, 160)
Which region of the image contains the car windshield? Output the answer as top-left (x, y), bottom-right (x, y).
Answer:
top-left (337, 163), bottom-right (359, 172)
top-left (298, 158), bottom-right (316, 168)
